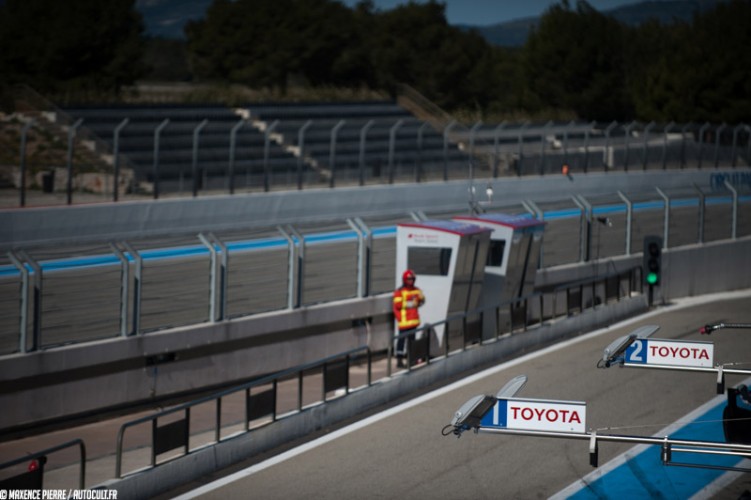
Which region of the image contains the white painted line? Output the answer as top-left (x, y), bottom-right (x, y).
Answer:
top-left (175, 288), bottom-right (751, 499)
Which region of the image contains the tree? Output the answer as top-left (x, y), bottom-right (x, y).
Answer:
top-left (0, 0), bottom-right (146, 96)
top-left (522, 0), bottom-right (632, 121)
top-left (627, 0), bottom-right (751, 123)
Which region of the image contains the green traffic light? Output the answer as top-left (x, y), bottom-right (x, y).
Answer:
top-left (646, 272), bottom-right (659, 285)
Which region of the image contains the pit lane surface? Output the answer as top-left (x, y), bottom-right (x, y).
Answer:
top-left (177, 291), bottom-right (751, 499)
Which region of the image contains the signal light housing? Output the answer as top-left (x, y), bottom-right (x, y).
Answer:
top-left (643, 235), bottom-right (663, 286)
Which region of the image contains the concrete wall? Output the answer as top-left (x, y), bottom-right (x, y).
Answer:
top-left (105, 294), bottom-right (649, 498)
top-left (1, 236), bottom-right (749, 432)
top-left (0, 169), bottom-right (737, 248)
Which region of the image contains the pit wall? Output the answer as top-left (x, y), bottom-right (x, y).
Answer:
top-left (1, 236), bottom-right (749, 432)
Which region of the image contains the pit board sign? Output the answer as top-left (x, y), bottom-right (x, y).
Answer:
top-left (480, 398), bottom-right (586, 433)
top-left (624, 338), bottom-right (714, 368)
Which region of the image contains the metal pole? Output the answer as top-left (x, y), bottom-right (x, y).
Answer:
top-left (297, 120), bottom-right (312, 190)
top-left (18, 250), bottom-right (41, 350)
top-left (228, 119), bottom-right (245, 195)
top-left (617, 191), bottom-right (632, 255)
top-left (698, 122), bottom-right (710, 169)
top-left (288, 226), bottom-right (305, 307)
top-left (359, 120), bottom-right (374, 186)
top-left (603, 121), bottom-right (617, 171)
top-left (730, 123), bottom-right (743, 168)
top-left (416, 122), bottom-right (429, 182)
top-left (199, 233), bottom-right (218, 322)
top-left (680, 123), bottom-right (692, 169)
top-left (329, 120), bottom-right (345, 188)
top-left (19, 120), bottom-right (34, 207)
top-left (121, 241), bottom-right (142, 334)
top-left (540, 121), bottom-right (552, 175)
top-left (571, 196), bottom-right (589, 263)
top-left (110, 243), bottom-right (130, 337)
top-left (192, 119), bottom-right (208, 197)
top-left (517, 122), bottom-right (528, 176)
top-left (443, 120), bottom-right (456, 181)
top-left (278, 226), bottom-right (297, 310)
top-left (655, 187), bottom-right (670, 249)
top-left (693, 183), bottom-right (705, 244)
top-left (347, 219), bottom-right (366, 298)
top-left (152, 118), bottom-right (169, 200)
top-left (388, 119), bottom-right (404, 184)
top-left (724, 180), bottom-right (738, 239)
top-left (493, 122), bottom-right (506, 178)
top-left (213, 233), bottom-right (228, 321)
top-left (8, 252), bottom-right (29, 352)
top-left (623, 121), bottom-right (636, 171)
top-left (714, 123), bottom-right (726, 168)
top-left (263, 119), bottom-right (279, 192)
top-left (662, 122), bottom-right (675, 170)
top-left (642, 121), bottom-right (655, 170)
top-left (112, 118), bottom-right (129, 202)
top-left (66, 118), bottom-right (83, 205)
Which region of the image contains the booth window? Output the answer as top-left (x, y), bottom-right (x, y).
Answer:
top-left (408, 247), bottom-right (452, 276)
top-left (486, 240), bottom-right (506, 267)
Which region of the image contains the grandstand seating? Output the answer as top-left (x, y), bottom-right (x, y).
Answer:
top-left (60, 100), bottom-right (471, 194)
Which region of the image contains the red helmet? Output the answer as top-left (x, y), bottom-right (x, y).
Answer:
top-left (402, 269), bottom-right (416, 285)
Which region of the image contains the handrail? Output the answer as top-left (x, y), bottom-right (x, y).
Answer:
top-left (0, 438), bottom-right (86, 489)
top-left (115, 344), bottom-right (371, 477)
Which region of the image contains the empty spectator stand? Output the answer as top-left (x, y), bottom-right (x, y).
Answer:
top-left (246, 101), bottom-right (470, 186)
top-left (60, 104), bottom-right (299, 195)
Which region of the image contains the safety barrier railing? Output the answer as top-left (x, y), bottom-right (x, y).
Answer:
top-left (114, 345), bottom-right (372, 478)
top-left (387, 266), bottom-right (643, 374)
top-left (0, 439), bottom-right (85, 490)
top-left (107, 267), bottom-right (641, 479)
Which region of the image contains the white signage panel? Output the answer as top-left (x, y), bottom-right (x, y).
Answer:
top-left (625, 339), bottom-right (713, 368)
top-left (481, 398), bottom-right (586, 433)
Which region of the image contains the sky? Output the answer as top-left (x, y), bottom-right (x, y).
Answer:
top-left (340, 0), bottom-right (655, 26)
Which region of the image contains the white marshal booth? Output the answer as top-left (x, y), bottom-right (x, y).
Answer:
top-left (453, 213), bottom-right (546, 339)
top-left (395, 215), bottom-right (546, 357)
top-left (395, 220), bottom-right (491, 355)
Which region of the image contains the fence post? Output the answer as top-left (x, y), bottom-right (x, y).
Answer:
top-left (359, 120), bottom-right (374, 186)
top-left (416, 122), bottom-right (429, 182)
top-left (18, 250), bottom-right (41, 350)
top-left (263, 119), bottom-right (279, 192)
top-left (642, 121), bottom-right (655, 170)
top-left (288, 226), bottom-right (305, 307)
top-left (493, 121), bottom-right (506, 178)
top-left (617, 191), bottom-right (632, 256)
top-left (110, 243), bottom-right (130, 337)
top-left (623, 121), bottom-right (636, 171)
top-left (714, 123), bottom-right (726, 168)
top-left (662, 122), bottom-right (675, 170)
top-left (297, 120), bottom-right (312, 190)
top-left (329, 120), bottom-right (345, 188)
top-left (7, 252), bottom-right (29, 352)
top-left (120, 242), bottom-right (142, 334)
top-left (603, 121), bottom-right (617, 171)
top-left (19, 120), bottom-right (34, 207)
top-left (199, 233), bottom-right (218, 322)
top-left (228, 119), bottom-right (245, 195)
top-left (724, 180), bottom-right (738, 240)
top-left (278, 226), bottom-right (297, 310)
top-left (152, 118), bottom-right (169, 199)
top-left (697, 122), bottom-right (710, 169)
top-left (388, 119), bottom-right (404, 184)
top-left (655, 187), bottom-right (670, 249)
top-left (693, 183), bottom-right (705, 244)
top-left (112, 118), bottom-right (129, 202)
top-left (540, 121), bottom-right (552, 175)
top-left (66, 118), bottom-right (83, 205)
top-left (192, 119), bottom-right (208, 197)
top-left (443, 120), bottom-right (456, 181)
top-left (517, 122), bottom-right (528, 176)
